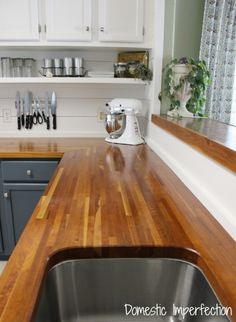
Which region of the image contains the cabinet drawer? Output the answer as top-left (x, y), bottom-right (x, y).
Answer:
top-left (1, 161), bottom-right (58, 182)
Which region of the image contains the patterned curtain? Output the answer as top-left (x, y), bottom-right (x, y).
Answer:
top-left (200, 0), bottom-right (236, 123)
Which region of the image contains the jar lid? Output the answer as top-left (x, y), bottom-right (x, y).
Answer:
top-left (114, 62), bottom-right (128, 66)
top-left (128, 60), bottom-right (139, 65)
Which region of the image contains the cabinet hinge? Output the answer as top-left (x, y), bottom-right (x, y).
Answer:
top-left (142, 27), bottom-right (145, 36)
top-left (38, 24), bottom-right (41, 33)
top-left (44, 24), bottom-right (47, 33)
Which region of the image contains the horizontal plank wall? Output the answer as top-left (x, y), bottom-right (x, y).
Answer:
top-left (0, 50), bottom-right (149, 137)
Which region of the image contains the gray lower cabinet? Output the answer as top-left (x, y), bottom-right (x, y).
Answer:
top-left (0, 226), bottom-right (3, 252)
top-left (3, 183), bottom-right (47, 243)
top-left (0, 159), bottom-right (59, 257)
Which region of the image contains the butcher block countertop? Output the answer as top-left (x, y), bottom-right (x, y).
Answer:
top-left (0, 138), bottom-right (235, 322)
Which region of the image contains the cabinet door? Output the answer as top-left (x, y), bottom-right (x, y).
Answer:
top-left (0, 0), bottom-right (39, 41)
top-left (0, 226), bottom-right (3, 252)
top-left (3, 183), bottom-right (47, 244)
top-left (98, 0), bottom-right (144, 42)
top-left (45, 0), bottom-right (92, 41)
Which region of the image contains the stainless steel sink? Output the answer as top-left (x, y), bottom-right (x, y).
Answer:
top-left (34, 258), bottom-right (231, 322)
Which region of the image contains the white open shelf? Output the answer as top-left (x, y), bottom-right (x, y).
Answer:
top-left (0, 77), bottom-right (147, 85)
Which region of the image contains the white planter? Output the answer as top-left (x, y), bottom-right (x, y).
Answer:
top-left (167, 64), bottom-right (194, 118)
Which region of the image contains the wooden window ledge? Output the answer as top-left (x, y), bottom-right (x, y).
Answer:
top-left (151, 114), bottom-right (236, 173)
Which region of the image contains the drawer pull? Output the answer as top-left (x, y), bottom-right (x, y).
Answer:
top-left (100, 27), bottom-right (104, 32)
top-left (4, 192), bottom-right (9, 198)
top-left (26, 170), bottom-right (32, 176)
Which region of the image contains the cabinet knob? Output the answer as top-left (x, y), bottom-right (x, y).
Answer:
top-left (86, 26), bottom-right (90, 32)
top-left (26, 169), bottom-right (32, 176)
top-left (100, 27), bottom-right (104, 32)
top-left (4, 192), bottom-right (9, 198)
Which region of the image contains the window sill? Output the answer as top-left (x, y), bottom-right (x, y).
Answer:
top-left (151, 114), bottom-right (236, 173)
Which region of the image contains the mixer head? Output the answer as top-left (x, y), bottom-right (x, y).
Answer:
top-left (106, 98), bottom-right (142, 114)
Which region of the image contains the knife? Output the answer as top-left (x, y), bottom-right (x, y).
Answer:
top-left (51, 91), bottom-right (57, 130)
top-left (21, 97), bottom-right (25, 127)
top-left (15, 91), bottom-right (21, 130)
top-left (45, 92), bottom-right (50, 130)
top-left (42, 95), bottom-right (47, 123)
top-left (24, 91), bottom-right (30, 129)
top-left (29, 92), bottom-right (33, 129)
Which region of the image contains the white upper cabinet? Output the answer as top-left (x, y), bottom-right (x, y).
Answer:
top-left (98, 0), bottom-right (144, 42)
top-left (45, 0), bottom-right (92, 41)
top-left (0, 0), bottom-right (39, 41)
top-left (0, 0), bottom-right (151, 45)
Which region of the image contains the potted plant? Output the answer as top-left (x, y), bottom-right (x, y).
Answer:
top-left (133, 63), bottom-right (153, 82)
top-left (159, 57), bottom-right (211, 117)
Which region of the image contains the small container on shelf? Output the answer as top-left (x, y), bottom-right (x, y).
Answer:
top-left (63, 57), bottom-right (74, 76)
top-left (42, 58), bottom-right (54, 77)
top-left (1, 57), bottom-right (13, 77)
top-left (127, 61), bottom-right (140, 78)
top-left (12, 58), bottom-right (24, 77)
top-left (74, 57), bottom-right (85, 76)
top-left (53, 58), bottom-right (63, 77)
top-left (23, 58), bottom-right (36, 77)
top-left (114, 62), bottom-right (128, 78)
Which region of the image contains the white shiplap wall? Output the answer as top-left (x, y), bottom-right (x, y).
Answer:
top-left (0, 50), bottom-right (149, 137)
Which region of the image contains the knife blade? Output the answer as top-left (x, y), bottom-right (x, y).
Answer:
top-left (45, 92), bottom-right (50, 130)
top-left (15, 91), bottom-right (21, 130)
top-left (51, 91), bottom-right (57, 130)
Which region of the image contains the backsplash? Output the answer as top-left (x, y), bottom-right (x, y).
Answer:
top-left (0, 83), bottom-right (149, 137)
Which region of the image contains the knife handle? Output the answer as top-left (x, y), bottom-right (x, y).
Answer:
top-left (21, 114), bottom-right (25, 127)
top-left (25, 115), bottom-right (29, 129)
top-left (17, 117), bottom-right (21, 130)
top-left (52, 114), bottom-right (57, 130)
top-left (46, 117), bottom-right (50, 130)
top-left (29, 115), bottom-right (33, 129)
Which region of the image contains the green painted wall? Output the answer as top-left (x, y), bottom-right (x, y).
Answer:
top-left (174, 0), bottom-right (205, 59)
top-left (163, 0), bottom-right (205, 62)
top-left (161, 0), bottom-right (205, 113)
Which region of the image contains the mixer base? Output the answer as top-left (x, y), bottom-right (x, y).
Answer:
top-left (105, 137), bottom-right (144, 146)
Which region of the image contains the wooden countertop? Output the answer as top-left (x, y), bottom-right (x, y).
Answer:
top-left (0, 138), bottom-right (97, 158)
top-left (152, 114), bottom-right (236, 173)
top-left (0, 138), bottom-right (235, 322)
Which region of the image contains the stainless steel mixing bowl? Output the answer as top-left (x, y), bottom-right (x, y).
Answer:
top-left (104, 112), bottom-right (125, 136)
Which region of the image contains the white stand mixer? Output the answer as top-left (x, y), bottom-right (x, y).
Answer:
top-left (105, 98), bottom-right (144, 145)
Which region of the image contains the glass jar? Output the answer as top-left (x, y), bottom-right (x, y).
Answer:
top-left (1, 57), bottom-right (13, 77)
top-left (23, 58), bottom-right (36, 77)
top-left (114, 62), bottom-right (128, 78)
top-left (12, 58), bottom-right (23, 77)
top-left (127, 61), bottom-right (139, 78)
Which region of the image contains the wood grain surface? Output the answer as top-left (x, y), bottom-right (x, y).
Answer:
top-left (0, 138), bottom-right (235, 322)
top-left (152, 114), bottom-right (236, 173)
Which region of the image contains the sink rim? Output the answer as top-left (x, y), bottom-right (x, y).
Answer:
top-left (45, 246), bottom-right (200, 273)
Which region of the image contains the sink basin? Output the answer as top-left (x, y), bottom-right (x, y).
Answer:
top-left (34, 258), bottom-right (231, 322)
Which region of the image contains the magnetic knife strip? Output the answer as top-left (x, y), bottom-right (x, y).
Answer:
top-left (15, 91), bottom-right (57, 130)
